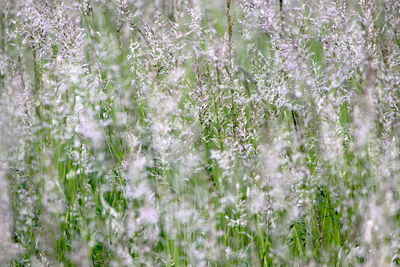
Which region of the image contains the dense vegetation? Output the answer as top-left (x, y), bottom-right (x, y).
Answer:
top-left (0, 0), bottom-right (399, 266)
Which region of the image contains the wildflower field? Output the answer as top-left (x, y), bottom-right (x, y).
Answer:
top-left (0, 0), bottom-right (399, 266)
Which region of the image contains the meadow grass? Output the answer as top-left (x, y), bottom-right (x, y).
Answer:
top-left (0, 0), bottom-right (399, 266)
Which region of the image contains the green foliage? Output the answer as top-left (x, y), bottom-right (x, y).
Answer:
top-left (0, 0), bottom-right (399, 266)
